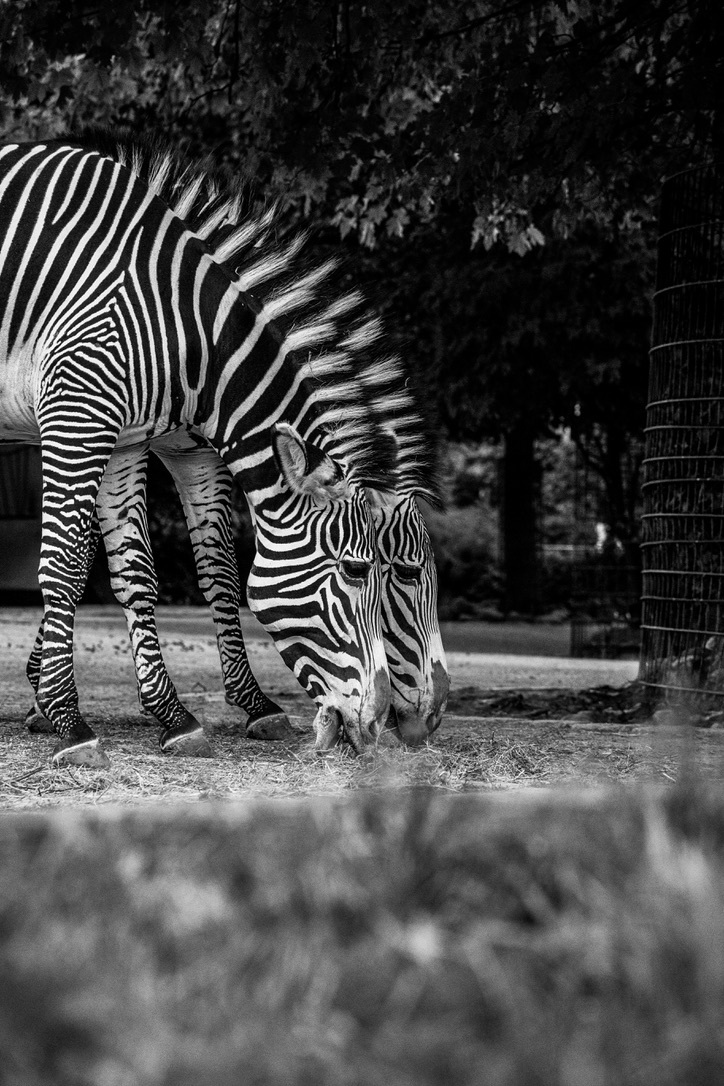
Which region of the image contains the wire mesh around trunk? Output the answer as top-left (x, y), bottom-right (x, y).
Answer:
top-left (640, 164), bottom-right (724, 702)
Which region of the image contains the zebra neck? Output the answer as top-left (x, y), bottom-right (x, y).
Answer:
top-left (195, 286), bottom-right (313, 501)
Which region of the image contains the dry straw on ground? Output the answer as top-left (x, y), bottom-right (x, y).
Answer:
top-left (0, 706), bottom-right (709, 810)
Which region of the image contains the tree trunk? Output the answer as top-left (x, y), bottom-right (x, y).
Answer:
top-left (501, 424), bottom-right (539, 614)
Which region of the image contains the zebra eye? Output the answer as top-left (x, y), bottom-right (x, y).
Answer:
top-left (339, 559), bottom-right (372, 582)
top-left (394, 562), bottom-right (423, 582)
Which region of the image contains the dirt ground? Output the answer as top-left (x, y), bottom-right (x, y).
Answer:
top-left (1, 605), bottom-right (723, 808)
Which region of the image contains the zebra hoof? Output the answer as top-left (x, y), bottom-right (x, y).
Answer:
top-left (246, 711), bottom-right (294, 741)
top-left (26, 700), bottom-right (53, 733)
top-left (52, 738), bottom-right (110, 769)
top-left (159, 722), bottom-right (213, 758)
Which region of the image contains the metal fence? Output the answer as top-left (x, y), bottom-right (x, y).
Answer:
top-left (640, 164), bottom-right (724, 701)
top-left (570, 561), bottom-right (641, 658)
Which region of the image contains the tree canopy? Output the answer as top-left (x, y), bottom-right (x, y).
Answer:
top-left (2, 0), bottom-right (720, 248)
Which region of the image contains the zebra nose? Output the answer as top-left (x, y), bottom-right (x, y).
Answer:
top-left (359, 668), bottom-right (391, 741)
top-left (395, 711), bottom-right (430, 746)
top-left (372, 667), bottom-right (391, 709)
top-left (427, 710), bottom-right (443, 734)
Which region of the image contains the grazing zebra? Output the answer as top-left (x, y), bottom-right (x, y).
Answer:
top-left (22, 136), bottom-right (448, 751)
top-left (28, 427), bottom-right (449, 749)
top-left (0, 131), bottom-right (427, 766)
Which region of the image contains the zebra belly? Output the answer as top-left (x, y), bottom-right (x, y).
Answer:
top-left (114, 422), bottom-right (187, 449)
top-left (0, 351), bottom-right (39, 440)
top-left (0, 345), bottom-right (189, 449)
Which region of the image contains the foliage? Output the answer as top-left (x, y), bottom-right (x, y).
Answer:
top-left (425, 501), bottom-right (502, 618)
top-left (1, 1), bottom-right (721, 245)
top-left (360, 213), bottom-right (654, 550)
top-left (395, 215), bottom-right (656, 440)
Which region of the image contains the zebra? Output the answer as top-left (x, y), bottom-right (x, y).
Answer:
top-left (26, 431), bottom-right (293, 746)
top-left (21, 134), bottom-right (448, 752)
top-left (24, 133), bottom-right (447, 750)
top-left (0, 131), bottom-right (429, 766)
top-left (27, 426), bottom-right (449, 750)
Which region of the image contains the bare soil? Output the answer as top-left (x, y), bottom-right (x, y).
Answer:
top-left (1, 606), bottom-right (723, 809)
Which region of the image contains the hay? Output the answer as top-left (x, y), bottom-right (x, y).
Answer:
top-left (0, 707), bottom-right (700, 811)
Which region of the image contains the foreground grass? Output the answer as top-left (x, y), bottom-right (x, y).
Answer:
top-left (3, 784), bottom-right (724, 1085)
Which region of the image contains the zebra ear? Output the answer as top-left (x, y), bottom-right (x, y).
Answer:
top-left (271, 423), bottom-right (349, 502)
top-left (379, 427), bottom-right (399, 469)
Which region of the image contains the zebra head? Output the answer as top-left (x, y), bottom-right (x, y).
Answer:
top-left (246, 423), bottom-right (390, 751)
top-left (370, 489), bottom-right (449, 746)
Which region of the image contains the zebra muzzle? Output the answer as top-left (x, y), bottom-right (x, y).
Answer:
top-left (312, 705), bottom-right (366, 755)
top-left (313, 705), bottom-right (344, 754)
top-left (313, 686), bottom-right (388, 755)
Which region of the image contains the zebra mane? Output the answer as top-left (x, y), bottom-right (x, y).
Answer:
top-left (70, 127), bottom-right (439, 502)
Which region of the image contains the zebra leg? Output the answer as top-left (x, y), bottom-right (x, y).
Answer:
top-left (24, 622), bottom-right (48, 731)
top-left (25, 517), bottom-right (103, 733)
top-left (35, 425), bottom-right (115, 768)
top-left (154, 440), bottom-right (293, 739)
top-left (96, 445), bottom-right (212, 757)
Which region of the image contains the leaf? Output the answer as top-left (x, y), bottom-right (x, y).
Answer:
top-left (359, 219), bottom-right (377, 248)
top-left (385, 206), bottom-right (410, 238)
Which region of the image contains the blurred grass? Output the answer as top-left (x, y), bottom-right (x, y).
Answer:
top-left (4, 784), bottom-right (724, 1085)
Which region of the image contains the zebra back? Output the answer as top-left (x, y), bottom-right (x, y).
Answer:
top-left (70, 127), bottom-right (440, 505)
